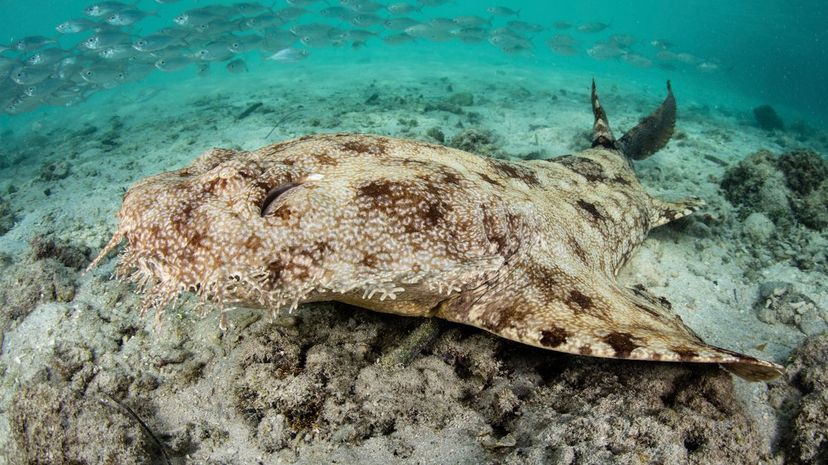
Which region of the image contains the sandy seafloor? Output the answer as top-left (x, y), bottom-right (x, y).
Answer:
top-left (0, 53), bottom-right (827, 464)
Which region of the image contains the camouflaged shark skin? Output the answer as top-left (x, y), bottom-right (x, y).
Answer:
top-left (90, 81), bottom-right (783, 381)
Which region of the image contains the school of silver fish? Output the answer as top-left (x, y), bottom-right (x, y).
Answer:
top-left (0, 0), bottom-right (722, 115)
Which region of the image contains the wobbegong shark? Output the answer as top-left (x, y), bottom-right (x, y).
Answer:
top-left (89, 80), bottom-right (783, 381)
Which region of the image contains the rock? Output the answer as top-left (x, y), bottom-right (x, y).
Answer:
top-left (0, 258), bottom-right (77, 323)
top-left (720, 150), bottom-right (791, 223)
top-left (773, 150), bottom-right (828, 229)
top-left (753, 105), bottom-right (785, 131)
top-left (228, 310), bottom-right (773, 465)
top-left (501, 360), bottom-right (770, 465)
top-left (768, 334), bottom-right (828, 465)
top-left (0, 196), bottom-right (16, 235)
top-left (799, 182), bottom-right (828, 229)
top-left (448, 128), bottom-right (502, 157)
top-left (721, 149), bottom-right (828, 230)
top-left (426, 127), bottom-right (445, 144)
top-left (9, 383), bottom-right (154, 464)
top-left (39, 160), bottom-right (71, 181)
top-left (743, 212), bottom-right (775, 242)
top-left (446, 92), bottom-right (474, 107)
top-left (777, 150), bottom-right (828, 196)
top-left (30, 234), bottom-right (92, 270)
top-left (754, 282), bottom-right (827, 336)
top-left (257, 413), bottom-right (290, 452)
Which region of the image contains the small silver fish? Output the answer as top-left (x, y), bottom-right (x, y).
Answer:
top-left (226, 59), bottom-right (248, 73)
top-left (507, 20), bottom-right (545, 33)
top-left (451, 27), bottom-right (488, 43)
top-left (300, 34), bottom-right (342, 48)
top-left (14, 36), bottom-right (56, 52)
top-left (650, 39), bottom-right (673, 50)
top-left (276, 7), bottom-right (309, 21)
top-left (404, 24), bottom-right (452, 41)
top-left (155, 56), bottom-right (193, 72)
top-left (578, 22), bottom-right (610, 33)
top-left (453, 16), bottom-right (491, 27)
top-left (194, 42), bottom-right (235, 62)
top-left (383, 17), bottom-right (420, 30)
top-left (230, 2), bottom-right (271, 15)
top-left (546, 34), bottom-right (576, 48)
top-left (350, 13), bottom-right (384, 27)
top-left (697, 62), bottom-right (719, 73)
top-left (174, 9), bottom-right (220, 27)
top-left (341, 29), bottom-right (376, 42)
top-left (0, 57), bottom-right (17, 75)
top-left (85, 1), bottom-right (134, 17)
top-left (243, 13), bottom-right (286, 30)
top-left (320, 6), bottom-right (353, 20)
top-left (56, 18), bottom-right (98, 34)
top-left (265, 48), bottom-right (309, 63)
top-left (82, 31), bottom-right (131, 50)
top-left (587, 41), bottom-right (625, 60)
top-left (10, 65), bottom-right (53, 85)
top-left (41, 89), bottom-right (87, 107)
top-left (23, 78), bottom-right (66, 97)
top-left (341, 0), bottom-right (384, 13)
top-left (488, 34), bottom-right (531, 50)
top-left (55, 56), bottom-right (85, 80)
top-left (429, 18), bottom-right (456, 30)
top-left (609, 34), bottom-right (636, 48)
top-left (404, 24), bottom-right (435, 38)
top-left (25, 48), bottom-right (67, 66)
top-left (228, 35), bottom-right (264, 54)
top-left (383, 33), bottom-right (415, 45)
top-left (621, 53), bottom-right (652, 68)
top-left (133, 34), bottom-right (179, 52)
top-left (291, 23), bottom-right (336, 37)
top-left (3, 94), bottom-right (39, 115)
top-left (107, 9), bottom-right (157, 26)
top-left (387, 2), bottom-right (420, 14)
top-left (286, 0), bottom-right (321, 6)
top-left (99, 44), bottom-right (140, 60)
top-left (487, 6), bottom-right (520, 17)
top-left (209, 19), bottom-right (251, 35)
top-left (262, 29), bottom-right (298, 50)
top-left (79, 65), bottom-right (126, 87)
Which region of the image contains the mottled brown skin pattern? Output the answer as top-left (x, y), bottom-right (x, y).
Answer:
top-left (91, 87), bottom-right (783, 382)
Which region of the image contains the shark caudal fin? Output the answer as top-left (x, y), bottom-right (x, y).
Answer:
top-left (590, 80), bottom-right (677, 161)
top-left (617, 81), bottom-right (677, 160)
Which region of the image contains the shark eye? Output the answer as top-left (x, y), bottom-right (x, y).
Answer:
top-left (260, 183), bottom-right (299, 217)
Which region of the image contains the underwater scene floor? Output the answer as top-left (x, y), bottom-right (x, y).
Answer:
top-left (0, 57), bottom-right (827, 464)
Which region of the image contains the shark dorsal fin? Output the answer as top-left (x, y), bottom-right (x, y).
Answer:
top-left (591, 79), bottom-right (616, 150)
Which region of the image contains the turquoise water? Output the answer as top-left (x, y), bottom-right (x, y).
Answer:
top-left (2, 2), bottom-right (828, 463)
top-left (1, 0), bottom-right (826, 125)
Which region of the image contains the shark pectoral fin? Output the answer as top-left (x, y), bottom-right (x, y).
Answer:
top-left (650, 196), bottom-right (705, 227)
top-left (437, 262), bottom-right (783, 382)
top-left (626, 284), bottom-right (784, 381)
